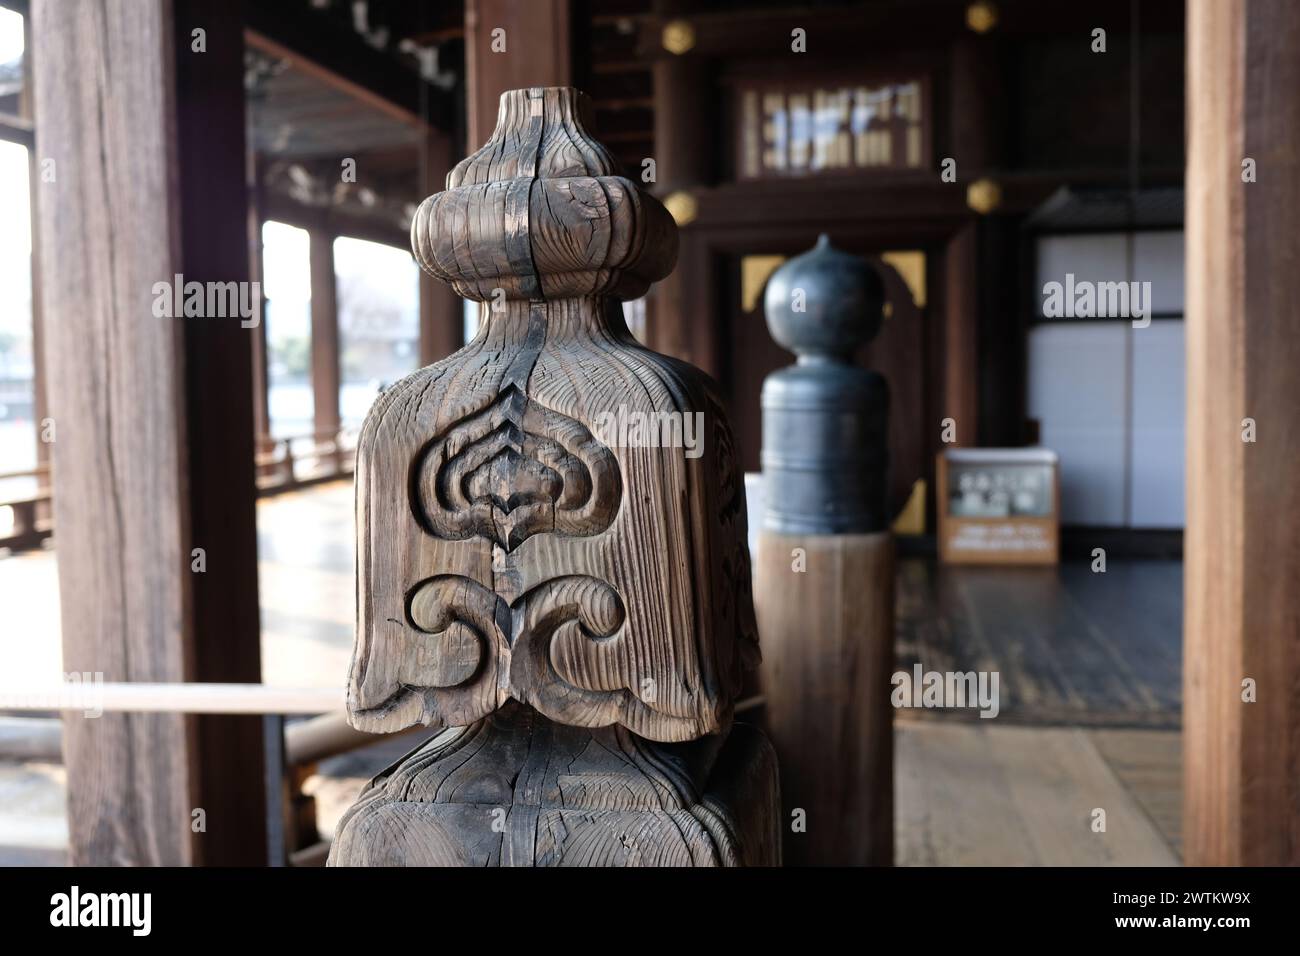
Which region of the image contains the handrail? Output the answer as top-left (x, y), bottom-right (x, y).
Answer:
top-left (0, 494), bottom-right (53, 551)
top-left (0, 464), bottom-right (50, 482)
top-left (0, 681), bottom-right (343, 714)
top-left (254, 429), bottom-right (357, 495)
top-left (0, 700), bottom-right (436, 771)
top-left (0, 716), bottom-right (62, 762)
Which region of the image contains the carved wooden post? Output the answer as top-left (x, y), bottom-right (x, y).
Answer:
top-left (754, 236), bottom-right (895, 866)
top-left (328, 87), bottom-right (779, 867)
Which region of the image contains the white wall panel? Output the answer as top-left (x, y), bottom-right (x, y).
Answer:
top-left (1027, 323), bottom-right (1128, 525)
top-left (1036, 233), bottom-right (1128, 311)
top-left (1129, 320), bottom-right (1186, 527)
top-left (1134, 232), bottom-right (1185, 315)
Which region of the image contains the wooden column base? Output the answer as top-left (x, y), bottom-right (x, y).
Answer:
top-left (328, 702), bottom-right (781, 866)
top-left (755, 530), bottom-right (895, 865)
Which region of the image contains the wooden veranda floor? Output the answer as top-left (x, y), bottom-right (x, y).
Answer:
top-left (0, 481), bottom-right (1182, 865)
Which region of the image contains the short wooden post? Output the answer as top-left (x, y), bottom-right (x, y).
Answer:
top-left (755, 236), bottom-right (895, 865)
top-left (328, 87), bottom-right (779, 867)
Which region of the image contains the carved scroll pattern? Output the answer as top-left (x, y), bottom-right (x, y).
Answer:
top-left (393, 573), bottom-right (681, 736)
top-left (411, 385), bottom-right (622, 551)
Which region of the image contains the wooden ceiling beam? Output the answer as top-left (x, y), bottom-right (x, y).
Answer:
top-left (403, 26), bottom-right (466, 44)
top-left (245, 4), bottom-right (454, 129)
top-left (633, 0), bottom-right (1183, 60)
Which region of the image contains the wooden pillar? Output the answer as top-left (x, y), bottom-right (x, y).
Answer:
top-left (650, 0), bottom-right (714, 196)
top-left (418, 129), bottom-right (462, 363)
top-left (329, 87), bottom-right (779, 867)
top-left (755, 236), bottom-right (894, 865)
top-left (464, 0), bottom-right (572, 150)
top-left (943, 223), bottom-right (979, 446)
top-left (309, 228), bottom-right (340, 442)
top-left (1184, 0), bottom-right (1300, 866)
top-left (646, 2), bottom-right (717, 366)
top-left (32, 0), bottom-right (266, 865)
top-left (942, 30), bottom-right (1004, 450)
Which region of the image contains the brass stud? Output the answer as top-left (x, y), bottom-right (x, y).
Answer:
top-left (966, 178), bottom-right (1002, 215)
top-left (966, 2), bottom-right (998, 34)
top-left (662, 19), bottom-right (695, 55)
top-left (663, 190), bottom-right (698, 226)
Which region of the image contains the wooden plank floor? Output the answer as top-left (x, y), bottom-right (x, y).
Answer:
top-left (0, 760), bottom-right (67, 866)
top-left (1088, 728), bottom-right (1183, 859)
top-left (895, 557), bottom-right (1182, 728)
top-left (897, 722), bottom-right (1180, 865)
top-left (256, 483), bottom-right (357, 688)
top-left (0, 483), bottom-right (360, 691)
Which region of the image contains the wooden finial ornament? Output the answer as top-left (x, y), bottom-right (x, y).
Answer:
top-left (330, 88), bottom-right (778, 867)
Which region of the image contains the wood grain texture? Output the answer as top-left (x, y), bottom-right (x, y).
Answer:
top-left (896, 722), bottom-right (1178, 866)
top-left (895, 556), bottom-right (1182, 727)
top-left (34, 0), bottom-right (192, 863)
top-left (331, 701), bottom-right (779, 866)
top-left (350, 88), bottom-right (755, 743)
top-left (338, 85), bottom-right (776, 865)
top-left (418, 129), bottom-right (463, 365)
top-left (32, 0), bottom-right (266, 865)
top-left (349, 295), bottom-right (757, 741)
top-left (1088, 728), bottom-right (1182, 859)
top-left (755, 531), bottom-right (894, 865)
top-left (1184, 0), bottom-right (1300, 866)
top-left (413, 89), bottom-right (675, 302)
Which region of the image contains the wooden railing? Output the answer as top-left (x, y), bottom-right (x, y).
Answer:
top-left (254, 429), bottom-right (357, 494)
top-left (0, 431), bottom-right (357, 553)
top-left (0, 465), bottom-right (52, 552)
top-left (0, 683), bottom-right (424, 867)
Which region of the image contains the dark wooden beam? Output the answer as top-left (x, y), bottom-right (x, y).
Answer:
top-left (32, 0), bottom-right (266, 865)
top-left (649, 0), bottom-right (710, 191)
top-left (418, 130), bottom-right (463, 364)
top-left (465, 0), bottom-right (573, 148)
top-left (644, 0), bottom-right (712, 368)
top-left (688, 179), bottom-right (971, 231)
top-left (634, 0), bottom-right (1184, 60)
top-left (1184, 0), bottom-right (1300, 867)
top-left (174, 0), bottom-right (270, 866)
top-left (244, 3), bottom-right (454, 130)
top-left (942, 224), bottom-right (978, 448)
top-left (942, 30), bottom-right (999, 452)
top-left (262, 194), bottom-right (409, 250)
